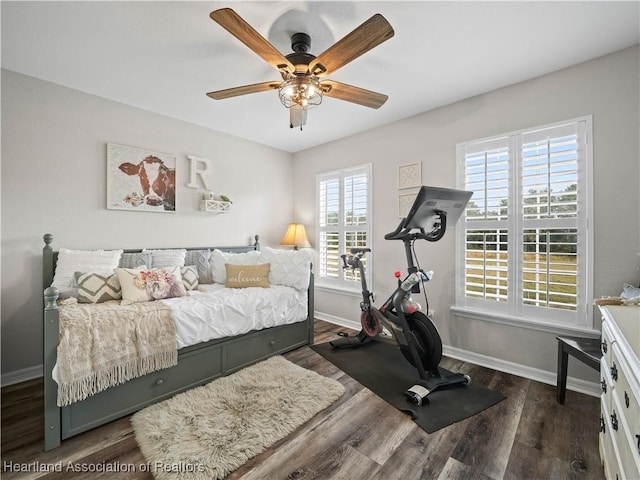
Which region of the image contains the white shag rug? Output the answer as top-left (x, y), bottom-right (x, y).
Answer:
top-left (131, 355), bottom-right (345, 480)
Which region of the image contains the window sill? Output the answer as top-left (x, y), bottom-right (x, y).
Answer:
top-left (315, 284), bottom-right (363, 298)
top-left (449, 305), bottom-right (600, 337)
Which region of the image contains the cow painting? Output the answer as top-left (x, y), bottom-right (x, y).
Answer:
top-left (118, 156), bottom-right (176, 211)
top-left (107, 144), bottom-right (176, 212)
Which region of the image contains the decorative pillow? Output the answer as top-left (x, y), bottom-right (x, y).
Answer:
top-left (74, 271), bottom-right (122, 303)
top-left (181, 265), bottom-right (198, 291)
top-left (225, 263), bottom-right (270, 289)
top-left (119, 252), bottom-right (152, 269)
top-left (142, 249), bottom-right (187, 268)
top-left (51, 248), bottom-right (123, 297)
top-left (210, 249), bottom-right (260, 284)
top-left (258, 246), bottom-right (313, 290)
top-left (185, 249), bottom-right (212, 284)
top-left (115, 266), bottom-right (187, 305)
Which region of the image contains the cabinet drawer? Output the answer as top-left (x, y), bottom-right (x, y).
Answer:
top-left (611, 345), bottom-right (640, 468)
top-left (599, 305), bottom-right (640, 480)
top-left (602, 399), bottom-right (627, 480)
top-left (611, 394), bottom-right (640, 480)
top-left (601, 356), bottom-right (614, 411)
top-left (225, 321), bottom-right (308, 371)
top-left (601, 320), bottom-right (616, 368)
top-left (62, 343), bottom-right (223, 437)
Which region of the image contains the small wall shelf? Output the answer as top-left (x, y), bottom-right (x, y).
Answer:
top-left (200, 200), bottom-right (231, 213)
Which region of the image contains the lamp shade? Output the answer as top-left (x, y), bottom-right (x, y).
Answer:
top-left (279, 223), bottom-right (311, 249)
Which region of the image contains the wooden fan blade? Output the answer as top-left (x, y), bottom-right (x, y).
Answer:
top-left (207, 81), bottom-right (281, 100)
top-left (210, 8), bottom-right (294, 74)
top-left (321, 80), bottom-right (388, 109)
top-left (310, 14), bottom-right (394, 77)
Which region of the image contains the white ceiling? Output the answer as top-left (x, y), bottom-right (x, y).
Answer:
top-left (2, 1), bottom-right (639, 153)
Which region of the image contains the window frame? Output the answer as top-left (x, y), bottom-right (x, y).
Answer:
top-left (315, 163), bottom-right (373, 293)
top-left (454, 116), bottom-right (594, 332)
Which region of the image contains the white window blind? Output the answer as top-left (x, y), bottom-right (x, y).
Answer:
top-left (463, 138), bottom-right (510, 304)
top-left (317, 164), bottom-right (372, 290)
top-left (456, 118), bottom-right (592, 328)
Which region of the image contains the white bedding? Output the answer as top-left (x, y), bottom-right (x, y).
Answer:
top-left (164, 284), bottom-right (308, 349)
top-left (53, 284), bottom-right (308, 384)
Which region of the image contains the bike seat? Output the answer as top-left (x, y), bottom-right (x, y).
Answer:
top-left (350, 247), bottom-right (371, 254)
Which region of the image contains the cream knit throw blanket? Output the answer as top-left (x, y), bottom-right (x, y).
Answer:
top-left (56, 300), bottom-right (177, 407)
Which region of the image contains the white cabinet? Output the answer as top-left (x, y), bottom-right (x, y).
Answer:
top-left (599, 305), bottom-right (640, 480)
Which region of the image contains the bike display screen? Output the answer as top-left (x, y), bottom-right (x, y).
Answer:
top-left (403, 186), bottom-right (473, 230)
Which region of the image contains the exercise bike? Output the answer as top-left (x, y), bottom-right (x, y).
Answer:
top-left (330, 185), bottom-right (473, 406)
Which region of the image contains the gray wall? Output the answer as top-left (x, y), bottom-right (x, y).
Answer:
top-left (3, 46), bottom-right (638, 386)
top-left (293, 46), bottom-right (640, 385)
top-left (1, 70), bottom-right (295, 378)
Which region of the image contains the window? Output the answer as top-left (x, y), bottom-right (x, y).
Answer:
top-left (455, 117), bottom-right (593, 329)
top-left (316, 164), bottom-right (372, 291)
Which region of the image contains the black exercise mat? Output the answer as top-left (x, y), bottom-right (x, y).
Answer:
top-left (311, 340), bottom-right (506, 433)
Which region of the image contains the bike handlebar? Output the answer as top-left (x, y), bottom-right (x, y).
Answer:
top-left (384, 218), bottom-right (407, 240)
top-left (385, 211), bottom-right (447, 242)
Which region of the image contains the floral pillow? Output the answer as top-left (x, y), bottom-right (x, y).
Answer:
top-left (115, 266), bottom-right (187, 305)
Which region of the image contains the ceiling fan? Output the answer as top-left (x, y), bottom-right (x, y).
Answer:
top-left (207, 8), bottom-right (394, 129)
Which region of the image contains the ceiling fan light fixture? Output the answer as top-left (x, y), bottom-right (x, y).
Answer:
top-left (208, 9), bottom-right (394, 130)
top-left (278, 76), bottom-right (323, 110)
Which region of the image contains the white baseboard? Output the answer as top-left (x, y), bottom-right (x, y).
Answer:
top-left (315, 311), bottom-right (600, 398)
top-left (6, 314), bottom-right (597, 396)
top-left (314, 311), bottom-right (360, 332)
top-left (443, 345), bottom-right (600, 398)
top-left (2, 364), bottom-right (43, 387)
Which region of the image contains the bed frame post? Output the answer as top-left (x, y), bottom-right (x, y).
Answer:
top-left (43, 234), bottom-right (61, 450)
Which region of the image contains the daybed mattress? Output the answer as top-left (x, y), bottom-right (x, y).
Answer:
top-left (53, 284), bottom-right (308, 384)
top-left (165, 284), bottom-right (308, 349)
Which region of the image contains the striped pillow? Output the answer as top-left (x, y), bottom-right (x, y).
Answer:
top-left (143, 249), bottom-right (187, 268)
top-left (51, 248), bottom-right (122, 297)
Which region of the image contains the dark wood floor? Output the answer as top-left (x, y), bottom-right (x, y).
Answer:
top-left (1, 320), bottom-right (604, 479)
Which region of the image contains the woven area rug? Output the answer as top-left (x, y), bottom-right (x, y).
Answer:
top-left (131, 355), bottom-right (344, 480)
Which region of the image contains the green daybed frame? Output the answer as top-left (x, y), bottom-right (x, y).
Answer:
top-left (42, 234), bottom-right (314, 451)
